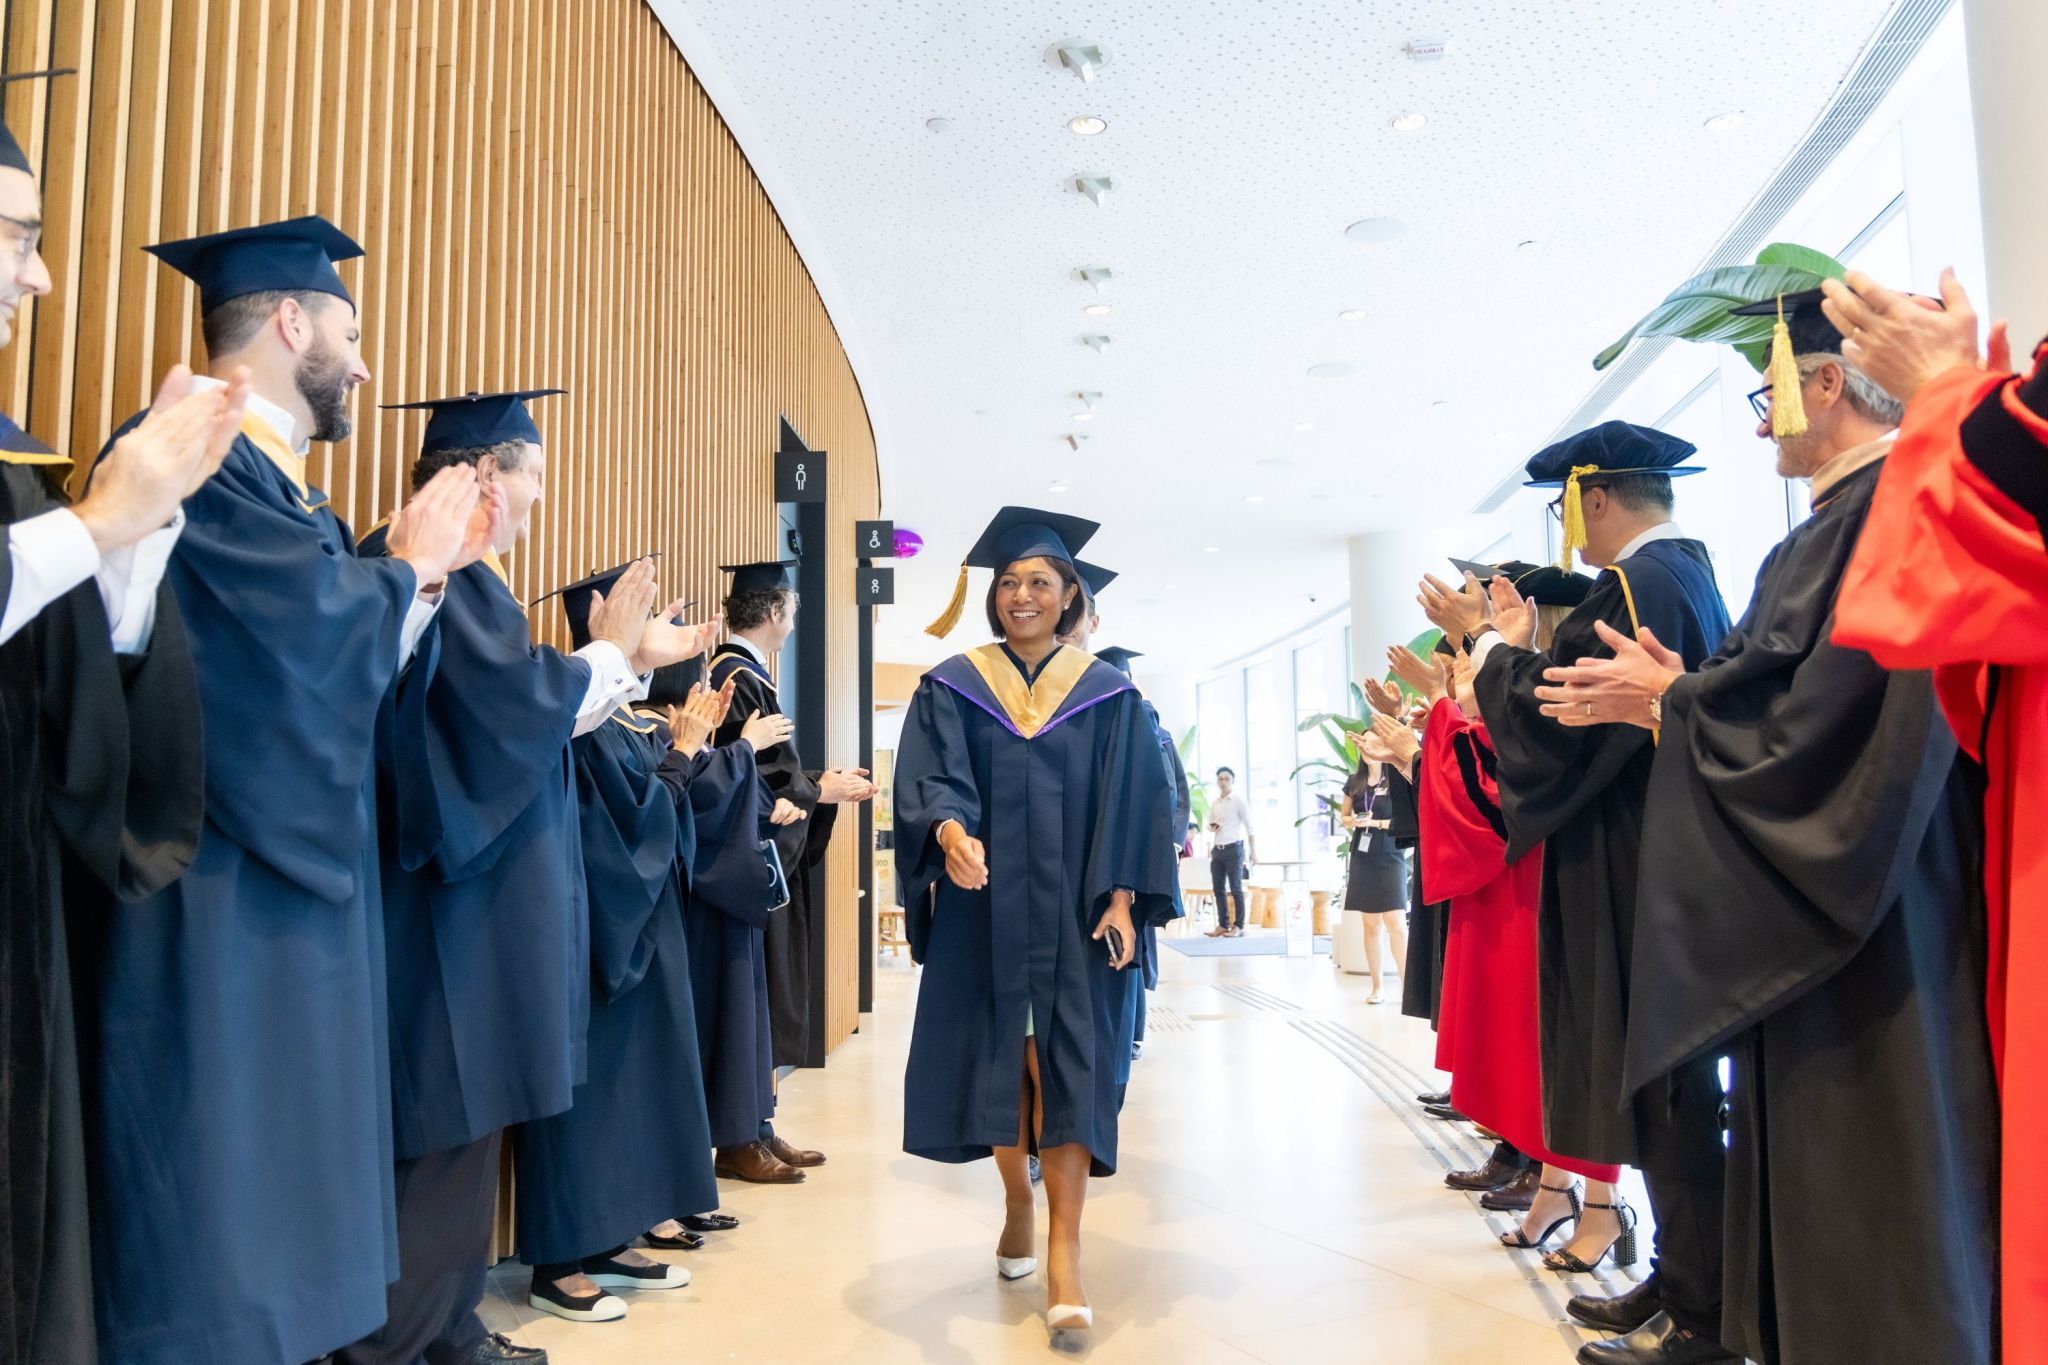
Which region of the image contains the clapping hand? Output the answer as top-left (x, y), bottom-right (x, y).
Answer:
top-left (450, 482), bottom-right (506, 572)
top-left (386, 464), bottom-right (484, 587)
top-left (740, 708), bottom-right (795, 752)
top-left (1361, 677), bottom-right (1403, 718)
top-left (1533, 620), bottom-right (1684, 729)
top-left (665, 681), bottom-right (724, 756)
top-left (633, 606), bottom-right (721, 674)
top-left (586, 558), bottom-right (659, 656)
top-left (1820, 267), bottom-right (2013, 404)
top-left (819, 767), bottom-right (878, 803)
top-left (1417, 571), bottom-right (1486, 641)
top-left (1368, 712), bottom-right (1421, 770)
top-left (769, 797), bottom-right (808, 827)
top-left (1486, 576), bottom-right (1536, 649)
top-left (1387, 644), bottom-right (1448, 705)
top-left (74, 364), bottom-right (252, 554)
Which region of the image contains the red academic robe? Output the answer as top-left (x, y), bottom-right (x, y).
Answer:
top-left (1833, 350), bottom-right (2048, 1360)
top-left (1419, 699), bottom-right (1620, 1183)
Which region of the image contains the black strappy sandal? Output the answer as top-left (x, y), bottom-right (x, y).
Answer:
top-left (1498, 1180), bottom-right (1582, 1250)
top-left (1542, 1198), bottom-right (1640, 1272)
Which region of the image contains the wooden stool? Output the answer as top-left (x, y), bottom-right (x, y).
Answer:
top-left (878, 907), bottom-right (907, 957)
top-left (1252, 885), bottom-right (1281, 929)
top-left (1181, 887), bottom-right (1215, 933)
top-left (1310, 889), bottom-right (1332, 936)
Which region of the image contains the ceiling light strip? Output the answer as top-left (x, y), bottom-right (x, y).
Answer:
top-left (1473, 0), bottom-right (1955, 513)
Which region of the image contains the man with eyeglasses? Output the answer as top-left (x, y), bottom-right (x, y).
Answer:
top-left (1535, 284), bottom-right (1997, 1364)
top-left (1418, 422), bottom-right (1734, 1364)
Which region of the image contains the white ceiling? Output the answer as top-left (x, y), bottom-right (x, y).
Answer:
top-left (651, 0), bottom-right (1901, 673)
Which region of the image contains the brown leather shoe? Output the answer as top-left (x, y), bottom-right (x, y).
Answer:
top-left (1479, 1167), bottom-right (1541, 1212)
top-left (764, 1132), bottom-right (825, 1168)
top-left (714, 1141), bottom-right (805, 1184)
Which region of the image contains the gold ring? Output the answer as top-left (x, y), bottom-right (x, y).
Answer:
top-left (1583, 702), bottom-right (1594, 717)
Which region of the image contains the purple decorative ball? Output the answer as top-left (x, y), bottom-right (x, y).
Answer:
top-left (892, 527), bottom-right (924, 559)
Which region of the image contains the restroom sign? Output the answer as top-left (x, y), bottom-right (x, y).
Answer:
top-left (774, 448), bottom-right (827, 503)
top-left (854, 520), bottom-right (896, 558)
top-left (857, 567), bottom-right (895, 605)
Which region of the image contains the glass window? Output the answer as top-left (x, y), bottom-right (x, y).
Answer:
top-left (1243, 656), bottom-right (1292, 863)
top-left (1292, 638), bottom-right (1332, 864)
top-left (1195, 671), bottom-right (1245, 820)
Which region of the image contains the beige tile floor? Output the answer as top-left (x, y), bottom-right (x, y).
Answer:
top-left (481, 940), bottom-right (1650, 1363)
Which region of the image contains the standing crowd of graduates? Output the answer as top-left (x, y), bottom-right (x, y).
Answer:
top-left (1346, 259), bottom-right (2040, 1365)
top-left (1, 71), bottom-right (877, 1365)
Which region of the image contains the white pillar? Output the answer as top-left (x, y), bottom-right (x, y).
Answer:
top-left (1345, 528), bottom-right (1473, 690)
top-left (1964, 0), bottom-right (2048, 346)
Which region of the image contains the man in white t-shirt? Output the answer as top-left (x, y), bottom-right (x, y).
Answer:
top-left (1204, 767), bottom-right (1257, 937)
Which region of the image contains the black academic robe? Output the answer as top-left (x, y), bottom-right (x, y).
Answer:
top-left (1134, 695), bottom-right (1188, 996)
top-left (710, 643), bottom-right (837, 1067)
top-left (1626, 460), bottom-right (1998, 1365)
top-left (75, 418), bottom-right (419, 1365)
top-left (1387, 768), bottom-right (1445, 1026)
top-left (513, 710), bottom-right (719, 1265)
top-left (1, 448), bottom-right (203, 1365)
top-left (894, 645), bottom-right (1180, 1175)
top-left (655, 731), bottom-right (777, 1149)
top-left (361, 532), bottom-right (592, 1160)
top-left (1474, 536), bottom-right (1730, 1164)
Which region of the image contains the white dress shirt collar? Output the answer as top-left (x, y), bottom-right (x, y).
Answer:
top-left (726, 632), bottom-right (771, 668)
top-left (1611, 520), bottom-right (1685, 565)
top-left (190, 373), bottom-right (302, 453)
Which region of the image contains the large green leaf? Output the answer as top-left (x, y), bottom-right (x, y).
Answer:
top-left (1594, 243), bottom-right (1848, 373)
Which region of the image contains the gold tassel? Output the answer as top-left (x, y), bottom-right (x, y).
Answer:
top-left (924, 563), bottom-right (970, 638)
top-left (1767, 293), bottom-right (1808, 439)
top-left (1557, 463), bottom-right (1599, 570)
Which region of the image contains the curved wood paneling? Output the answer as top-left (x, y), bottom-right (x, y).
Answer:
top-left (1, 0), bottom-right (880, 1055)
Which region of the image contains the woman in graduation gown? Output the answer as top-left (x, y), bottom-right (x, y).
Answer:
top-left (1388, 642), bottom-right (1632, 1269)
top-left (513, 568), bottom-right (734, 1324)
top-left (894, 507), bottom-right (1180, 1334)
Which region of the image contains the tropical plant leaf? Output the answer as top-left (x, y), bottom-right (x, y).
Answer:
top-left (1348, 681), bottom-right (1368, 721)
top-left (1594, 243), bottom-right (1849, 373)
top-left (1289, 758), bottom-right (1352, 780)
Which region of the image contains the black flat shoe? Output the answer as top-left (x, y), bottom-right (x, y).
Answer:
top-left (1444, 1141), bottom-right (1531, 1191)
top-left (1422, 1103), bottom-right (1467, 1122)
top-left (528, 1276), bottom-right (626, 1323)
top-left (641, 1228), bottom-right (705, 1251)
top-left (1416, 1089), bottom-right (1451, 1105)
top-left (1568, 1273), bottom-right (1663, 1334)
top-left (1575, 1312), bottom-right (1739, 1364)
top-left (680, 1213), bottom-right (739, 1232)
top-left (448, 1332), bottom-right (548, 1363)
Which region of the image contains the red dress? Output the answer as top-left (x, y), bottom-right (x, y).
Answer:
top-left (1833, 353), bottom-right (2048, 1362)
top-left (1419, 699), bottom-right (1620, 1182)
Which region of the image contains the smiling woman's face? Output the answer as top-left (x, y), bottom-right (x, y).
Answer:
top-left (994, 556), bottom-right (1073, 647)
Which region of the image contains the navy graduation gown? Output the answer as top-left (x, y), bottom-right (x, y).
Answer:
top-left (75, 419), bottom-right (419, 1365)
top-left (655, 736), bottom-right (779, 1149)
top-left (1472, 536), bottom-right (1730, 1164)
top-left (709, 644), bottom-right (836, 1066)
top-left (514, 710), bottom-right (718, 1264)
top-left (2, 449), bottom-right (203, 1365)
top-left (361, 530), bottom-right (592, 1160)
top-left (894, 645), bottom-right (1179, 1176)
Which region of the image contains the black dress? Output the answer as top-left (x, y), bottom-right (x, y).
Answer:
top-left (1343, 786), bottom-right (1408, 912)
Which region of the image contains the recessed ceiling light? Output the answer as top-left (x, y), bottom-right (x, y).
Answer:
top-left (1307, 361), bottom-right (1357, 380)
top-left (1390, 112), bottom-right (1427, 132)
top-left (1345, 217), bottom-right (1408, 244)
top-left (1084, 303), bottom-right (1112, 316)
top-left (1704, 111), bottom-right (1745, 132)
top-left (1049, 481), bottom-right (1070, 493)
top-left (1071, 412), bottom-right (1093, 422)
top-left (925, 116), bottom-right (953, 134)
top-left (1202, 545), bottom-right (1221, 554)
top-left (1339, 308), bottom-right (1368, 322)
top-left (1292, 421), bottom-right (1315, 432)
top-left (1254, 456), bottom-right (1292, 468)
top-left (1244, 495), bottom-right (1265, 504)
top-left (1068, 115), bottom-right (1107, 136)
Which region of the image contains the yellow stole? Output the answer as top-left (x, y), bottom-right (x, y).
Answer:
top-left (238, 411), bottom-right (330, 514)
top-left (963, 643), bottom-right (1094, 739)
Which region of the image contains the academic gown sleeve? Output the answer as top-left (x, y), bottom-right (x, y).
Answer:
top-left (1475, 547), bottom-right (1727, 861)
top-left (1622, 469), bottom-right (1963, 1092)
top-left (715, 661), bottom-right (823, 867)
top-left (575, 721), bottom-right (685, 1001)
top-left (106, 427), bottom-right (421, 903)
top-left (660, 742), bottom-right (778, 928)
top-left (893, 676), bottom-right (983, 964)
top-left (1835, 353), bottom-right (2048, 756)
top-left (1086, 689), bottom-right (1183, 933)
top-left (1417, 700), bottom-right (1509, 902)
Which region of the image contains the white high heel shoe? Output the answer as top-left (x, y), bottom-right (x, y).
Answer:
top-left (1046, 1303), bottom-right (1093, 1332)
top-left (996, 1254), bottom-right (1037, 1281)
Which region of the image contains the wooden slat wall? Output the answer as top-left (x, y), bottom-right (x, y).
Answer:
top-left (1, 0), bottom-right (881, 1056)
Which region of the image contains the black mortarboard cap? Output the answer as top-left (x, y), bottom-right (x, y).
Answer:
top-left (146, 214), bottom-right (363, 315)
top-left (1501, 562), bottom-right (1597, 609)
top-left (531, 555), bottom-right (657, 649)
top-left (720, 559), bottom-right (799, 597)
top-left (645, 655), bottom-right (704, 710)
top-left (1093, 645), bottom-right (1143, 677)
top-left (1073, 559), bottom-right (1117, 597)
top-left (0, 69), bottom-right (74, 175)
top-left (384, 388), bottom-right (564, 455)
top-left (926, 505), bottom-right (1103, 637)
top-left (1728, 288), bottom-right (1844, 357)
top-left (1522, 421), bottom-right (1703, 487)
